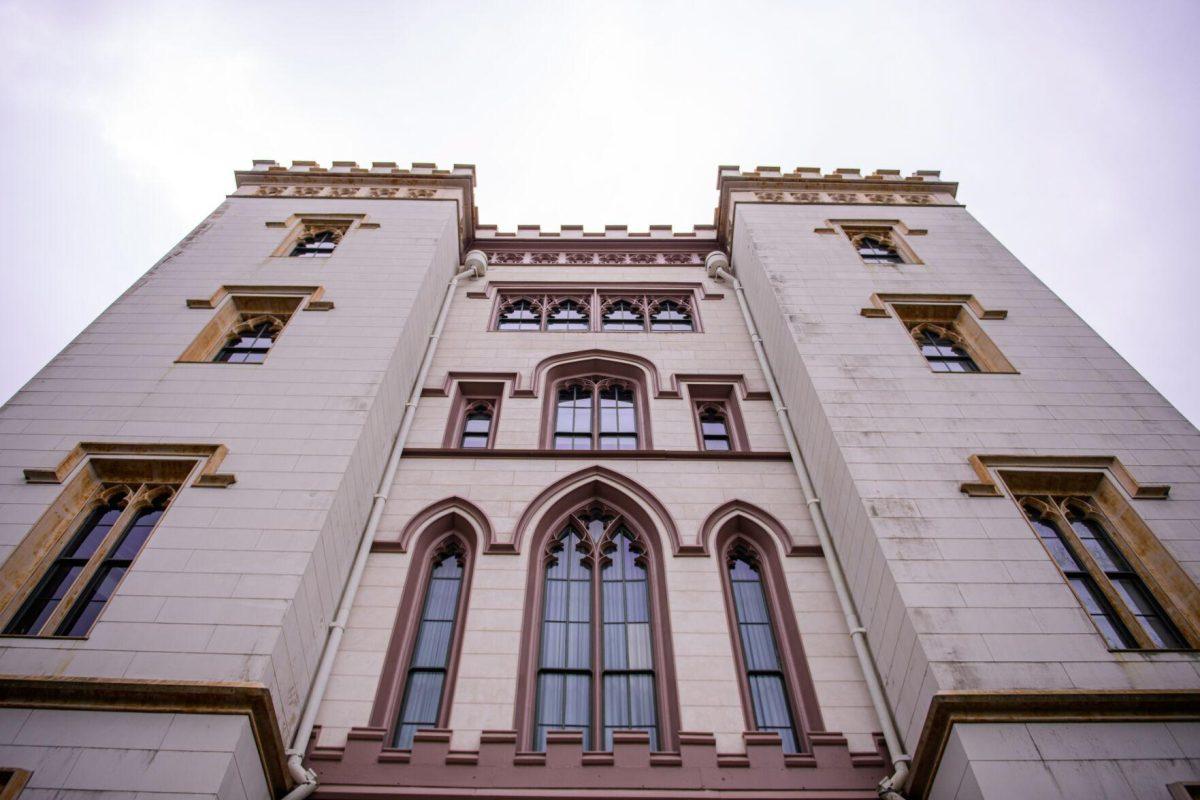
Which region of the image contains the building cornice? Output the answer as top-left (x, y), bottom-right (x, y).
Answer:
top-left (714, 165), bottom-right (960, 248)
top-left (232, 160), bottom-right (477, 256)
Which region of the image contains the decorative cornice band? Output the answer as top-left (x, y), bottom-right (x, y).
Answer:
top-left (398, 448), bottom-right (793, 461)
top-left (905, 689), bottom-right (1200, 799)
top-left (0, 675), bottom-right (290, 796)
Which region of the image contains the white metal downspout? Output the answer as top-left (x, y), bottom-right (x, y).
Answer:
top-left (280, 250), bottom-right (489, 800)
top-left (705, 252), bottom-right (911, 799)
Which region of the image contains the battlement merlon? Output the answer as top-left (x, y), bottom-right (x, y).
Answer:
top-left (714, 165), bottom-right (961, 248)
top-left (231, 160), bottom-right (478, 255)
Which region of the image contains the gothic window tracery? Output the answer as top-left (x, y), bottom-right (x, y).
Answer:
top-left (910, 323), bottom-right (980, 373)
top-left (696, 403), bottom-right (733, 451)
top-left (289, 226), bottom-right (344, 257)
top-left (553, 377), bottom-right (638, 450)
top-left (214, 315), bottom-right (287, 363)
top-left (844, 228), bottom-right (906, 264)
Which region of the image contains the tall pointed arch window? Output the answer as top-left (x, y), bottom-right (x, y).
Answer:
top-left (715, 525), bottom-right (823, 755)
top-left (534, 504), bottom-right (661, 750)
top-left (553, 377), bottom-right (638, 450)
top-left (392, 538), bottom-right (470, 748)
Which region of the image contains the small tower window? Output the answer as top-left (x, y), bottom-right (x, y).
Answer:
top-left (912, 325), bottom-right (980, 373)
top-left (546, 299), bottom-right (590, 331)
top-left (290, 229), bottom-right (341, 258)
top-left (697, 404), bottom-right (732, 451)
top-left (649, 300), bottom-right (693, 332)
top-left (602, 300), bottom-right (645, 331)
top-left (497, 299), bottom-right (542, 331)
top-left (214, 317), bottom-right (285, 364)
top-left (459, 402), bottom-right (495, 449)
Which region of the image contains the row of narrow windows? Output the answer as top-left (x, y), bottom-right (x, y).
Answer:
top-left (496, 297), bottom-right (694, 333)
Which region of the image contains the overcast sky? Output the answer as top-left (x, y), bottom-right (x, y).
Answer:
top-left (2, 1), bottom-right (1197, 424)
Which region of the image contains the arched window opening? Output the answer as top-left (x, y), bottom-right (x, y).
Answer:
top-left (602, 300), bottom-right (645, 332)
top-left (5, 484), bottom-right (174, 638)
top-left (460, 402), bottom-right (495, 449)
top-left (497, 298), bottom-right (542, 331)
top-left (851, 232), bottom-right (903, 264)
top-left (553, 377), bottom-right (638, 450)
top-left (535, 504), bottom-right (659, 750)
top-left (1019, 497), bottom-right (1184, 650)
top-left (912, 325), bottom-right (979, 373)
top-left (726, 540), bottom-right (800, 753)
top-left (649, 300), bottom-right (693, 332)
top-left (697, 403), bottom-right (732, 451)
top-left (392, 538), bottom-right (469, 749)
top-left (214, 317), bottom-right (285, 364)
top-left (290, 229), bottom-right (341, 258)
top-left (546, 300), bottom-right (590, 331)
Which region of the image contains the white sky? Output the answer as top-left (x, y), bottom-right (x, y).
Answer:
top-left (2, 1), bottom-right (1197, 424)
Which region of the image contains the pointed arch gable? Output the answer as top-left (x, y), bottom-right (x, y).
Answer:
top-left (699, 500), bottom-right (821, 558)
top-left (375, 496), bottom-right (495, 554)
top-left (530, 349), bottom-right (673, 398)
top-left (508, 466), bottom-right (681, 556)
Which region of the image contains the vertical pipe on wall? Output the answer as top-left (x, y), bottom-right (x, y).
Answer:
top-left (705, 251), bottom-right (911, 798)
top-left (280, 250), bottom-right (489, 799)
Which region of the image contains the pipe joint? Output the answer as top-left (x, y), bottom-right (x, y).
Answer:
top-left (705, 250), bottom-right (731, 279)
top-left (463, 249), bottom-right (489, 278)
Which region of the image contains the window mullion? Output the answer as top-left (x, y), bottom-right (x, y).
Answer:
top-left (590, 550), bottom-right (603, 750)
top-left (1051, 505), bottom-right (1153, 648)
top-left (39, 486), bottom-right (145, 635)
top-left (592, 388), bottom-right (601, 449)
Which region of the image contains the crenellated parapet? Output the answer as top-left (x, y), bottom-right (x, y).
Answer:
top-left (306, 725), bottom-right (891, 797)
top-left (714, 165), bottom-right (960, 248)
top-left (232, 159), bottom-right (478, 253)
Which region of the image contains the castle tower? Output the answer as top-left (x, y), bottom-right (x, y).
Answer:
top-left (0, 161), bottom-right (1195, 799)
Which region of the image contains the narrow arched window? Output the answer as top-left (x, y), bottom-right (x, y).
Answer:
top-left (913, 326), bottom-right (979, 373)
top-left (535, 505), bottom-right (659, 750)
top-left (393, 539), bottom-right (468, 749)
top-left (460, 402), bottom-right (494, 448)
top-left (546, 300), bottom-right (590, 331)
top-left (290, 229), bottom-right (340, 258)
top-left (214, 319), bottom-right (282, 364)
top-left (697, 404), bottom-right (732, 451)
top-left (852, 232), bottom-right (902, 264)
top-left (602, 300), bottom-right (645, 331)
top-left (726, 541), bottom-right (800, 753)
top-left (497, 299), bottom-right (541, 331)
top-left (649, 300), bottom-right (693, 332)
top-left (553, 378), bottom-right (638, 450)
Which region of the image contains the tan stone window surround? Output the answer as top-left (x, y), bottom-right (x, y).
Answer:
top-left (959, 454), bottom-right (1199, 652)
top-left (442, 380), bottom-right (505, 449)
top-left (816, 219), bottom-right (926, 265)
top-left (684, 383), bottom-right (749, 452)
top-left (860, 293), bottom-right (1016, 374)
top-left (0, 768), bottom-right (30, 799)
top-left (490, 287), bottom-right (702, 333)
top-left (2, 443), bottom-right (235, 639)
top-left (177, 285), bottom-right (332, 364)
top-left (265, 213), bottom-right (379, 258)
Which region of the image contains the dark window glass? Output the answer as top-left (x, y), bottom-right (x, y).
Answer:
top-left (394, 544), bottom-right (466, 748)
top-left (601, 529), bottom-right (657, 749)
top-left (546, 300), bottom-right (589, 331)
top-left (603, 301), bottom-right (645, 332)
top-left (554, 384), bottom-right (594, 450)
top-left (460, 403), bottom-right (493, 449)
top-left (4, 500), bottom-right (125, 635)
top-left (1022, 504), bottom-right (1136, 649)
top-left (1064, 509), bottom-right (1184, 649)
top-left (729, 553), bottom-right (799, 753)
top-left (915, 328), bottom-right (979, 373)
top-left (215, 321), bottom-right (279, 364)
top-left (497, 299), bottom-right (541, 331)
top-left (649, 301), bottom-right (693, 332)
top-left (598, 386), bottom-right (637, 451)
top-left (56, 504), bottom-right (163, 636)
top-left (290, 229), bottom-right (339, 257)
top-left (855, 234), bottom-right (903, 263)
top-left (698, 405), bottom-right (732, 451)
top-left (536, 528), bottom-right (593, 749)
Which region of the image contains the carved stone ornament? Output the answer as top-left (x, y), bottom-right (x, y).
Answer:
top-left (481, 251), bottom-right (705, 266)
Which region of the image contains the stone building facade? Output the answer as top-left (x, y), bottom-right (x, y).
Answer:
top-left (0, 161), bottom-right (1196, 799)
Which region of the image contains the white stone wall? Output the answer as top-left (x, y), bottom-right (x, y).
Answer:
top-left (0, 194), bottom-right (461, 786)
top-left (731, 200), bottom-right (1200, 784)
top-left (0, 708), bottom-right (266, 799)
